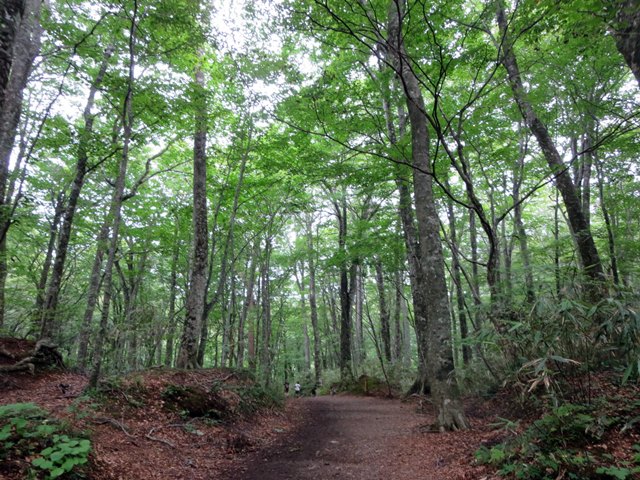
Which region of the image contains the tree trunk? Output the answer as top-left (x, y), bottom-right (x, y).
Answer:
top-left (375, 259), bottom-right (392, 362)
top-left (177, 59), bottom-right (209, 369)
top-left (595, 157), bottom-right (620, 286)
top-left (381, 64), bottom-right (429, 389)
top-left (0, 0), bottom-right (26, 111)
top-left (0, 0), bottom-right (42, 328)
top-left (354, 263), bottom-right (364, 365)
top-left (335, 194), bottom-right (353, 383)
top-left (237, 249), bottom-right (257, 368)
top-left (495, 2), bottom-right (604, 297)
top-left (612, 0), bottom-right (640, 88)
top-left (446, 194), bottom-right (470, 365)
top-left (259, 237), bottom-right (273, 385)
top-left (89, 7), bottom-right (137, 388)
top-left (393, 269), bottom-right (403, 363)
top-left (164, 218), bottom-right (181, 367)
top-left (306, 217), bottom-right (322, 384)
top-left (39, 45), bottom-right (114, 339)
top-left (32, 193), bottom-right (64, 327)
top-left (513, 133), bottom-right (535, 304)
top-left (388, 0), bottom-right (467, 430)
top-left (76, 221), bottom-right (109, 370)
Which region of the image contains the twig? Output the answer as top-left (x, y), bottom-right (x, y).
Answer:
top-left (145, 432), bottom-right (176, 448)
top-left (93, 417), bottom-right (136, 441)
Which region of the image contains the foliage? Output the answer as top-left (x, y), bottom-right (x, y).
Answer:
top-left (475, 402), bottom-right (640, 479)
top-left (488, 293), bottom-right (640, 403)
top-left (231, 384), bottom-right (283, 415)
top-left (0, 403), bottom-right (91, 479)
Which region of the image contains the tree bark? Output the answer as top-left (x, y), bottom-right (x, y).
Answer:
top-left (611, 0), bottom-right (640, 88)
top-left (595, 156), bottom-right (620, 286)
top-left (237, 247), bottom-right (257, 368)
top-left (387, 0), bottom-right (467, 430)
top-left (374, 259), bottom-right (392, 362)
top-left (164, 217), bottom-right (181, 367)
top-left (76, 221), bottom-right (109, 370)
top-left (177, 59), bottom-right (209, 369)
top-left (306, 216), bottom-right (322, 384)
top-left (335, 193), bottom-right (353, 383)
top-left (0, 0), bottom-right (41, 328)
top-left (513, 133), bottom-right (535, 304)
top-left (0, 0), bottom-right (26, 112)
top-left (446, 194), bottom-right (470, 364)
top-left (259, 237), bottom-right (273, 385)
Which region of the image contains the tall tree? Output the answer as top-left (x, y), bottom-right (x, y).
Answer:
top-left (177, 57), bottom-right (209, 369)
top-left (494, 1), bottom-right (605, 297)
top-left (39, 44), bottom-right (114, 339)
top-left (386, 0), bottom-right (467, 429)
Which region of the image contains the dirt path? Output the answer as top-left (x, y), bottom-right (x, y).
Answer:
top-left (228, 395), bottom-right (490, 480)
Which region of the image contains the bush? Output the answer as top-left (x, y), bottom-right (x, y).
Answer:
top-left (0, 402), bottom-right (91, 479)
top-left (475, 402), bottom-right (640, 479)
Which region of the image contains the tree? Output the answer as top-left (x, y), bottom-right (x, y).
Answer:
top-left (176, 58), bottom-right (209, 369)
top-left (386, 0), bottom-right (468, 430)
top-left (494, 1), bottom-right (605, 297)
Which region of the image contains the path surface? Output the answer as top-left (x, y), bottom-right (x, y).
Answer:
top-left (228, 395), bottom-right (484, 480)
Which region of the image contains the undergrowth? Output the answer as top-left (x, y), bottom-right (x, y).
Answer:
top-left (476, 399), bottom-right (640, 479)
top-left (0, 402), bottom-right (91, 479)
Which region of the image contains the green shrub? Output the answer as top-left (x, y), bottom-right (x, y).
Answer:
top-left (475, 403), bottom-right (640, 479)
top-left (0, 402), bottom-right (91, 479)
top-left (233, 384), bottom-right (282, 415)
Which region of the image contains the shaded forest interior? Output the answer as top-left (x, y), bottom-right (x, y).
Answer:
top-left (0, 0), bottom-right (640, 478)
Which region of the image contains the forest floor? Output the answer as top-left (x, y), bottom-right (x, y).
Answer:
top-left (1, 368), bottom-right (505, 479)
top-left (4, 338), bottom-right (637, 479)
top-left (221, 394), bottom-right (500, 480)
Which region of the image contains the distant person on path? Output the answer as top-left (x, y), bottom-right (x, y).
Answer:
top-left (294, 382), bottom-right (301, 397)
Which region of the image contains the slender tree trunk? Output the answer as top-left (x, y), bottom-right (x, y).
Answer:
top-left (595, 157), bottom-right (620, 286)
top-left (495, 2), bottom-right (604, 297)
top-left (446, 195), bottom-right (470, 364)
top-left (393, 269), bottom-right (403, 363)
top-left (198, 128), bottom-right (249, 365)
top-left (237, 249), bottom-right (257, 368)
top-left (89, 6), bottom-right (137, 388)
top-left (381, 65), bottom-right (429, 390)
top-left (259, 237), bottom-right (273, 385)
top-left (164, 219), bottom-right (181, 367)
top-left (306, 218), bottom-right (322, 384)
top-left (33, 193), bottom-right (64, 324)
top-left (76, 221), bottom-right (109, 369)
top-left (40, 45), bottom-right (114, 339)
top-left (177, 59), bottom-right (209, 369)
top-left (388, 0), bottom-right (467, 430)
top-left (354, 263), bottom-right (365, 365)
top-left (375, 259), bottom-right (392, 362)
top-left (554, 190), bottom-right (562, 297)
top-left (513, 134), bottom-right (535, 303)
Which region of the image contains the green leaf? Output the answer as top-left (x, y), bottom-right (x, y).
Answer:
top-left (50, 467), bottom-right (66, 478)
top-left (32, 457), bottom-right (53, 470)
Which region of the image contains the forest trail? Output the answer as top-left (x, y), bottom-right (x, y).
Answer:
top-left (226, 395), bottom-right (490, 480)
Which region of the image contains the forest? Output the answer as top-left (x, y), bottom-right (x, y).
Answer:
top-left (0, 0), bottom-right (639, 477)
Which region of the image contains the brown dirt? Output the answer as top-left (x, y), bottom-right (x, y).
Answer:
top-left (225, 395), bottom-right (499, 480)
top-left (1, 366), bottom-right (503, 480)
